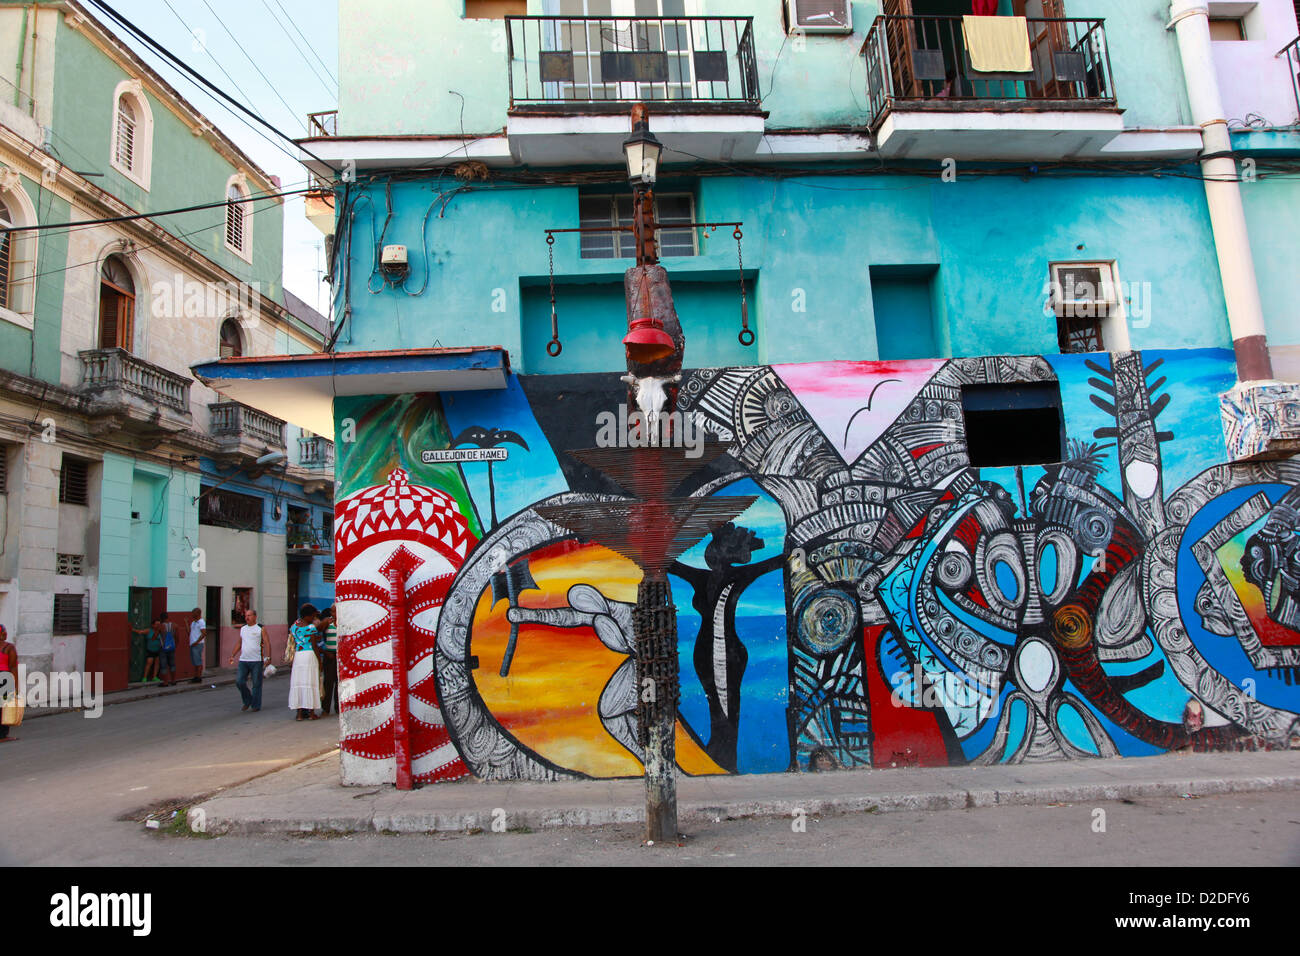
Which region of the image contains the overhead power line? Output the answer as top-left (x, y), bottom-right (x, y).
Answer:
top-left (261, 0), bottom-right (338, 100)
top-left (1, 186), bottom-right (314, 235)
top-left (273, 0), bottom-right (339, 88)
top-left (198, 0), bottom-right (310, 136)
top-left (86, 0), bottom-right (327, 166)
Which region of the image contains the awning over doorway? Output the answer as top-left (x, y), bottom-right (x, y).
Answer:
top-left (191, 347), bottom-right (510, 440)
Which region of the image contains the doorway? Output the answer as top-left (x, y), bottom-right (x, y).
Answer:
top-left (205, 586), bottom-right (222, 668)
top-left (127, 587), bottom-right (152, 683)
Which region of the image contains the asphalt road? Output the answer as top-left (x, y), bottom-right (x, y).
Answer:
top-left (2, 684), bottom-right (1298, 866)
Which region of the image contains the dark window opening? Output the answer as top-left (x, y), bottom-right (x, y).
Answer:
top-left (962, 382), bottom-right (1065, 468)
top-left (219, 318), bottom-right (244, 358)
top-left (232, 587), bottom-right (253, 625)
top-left (53, 593), bottom-right (88, 634)
top-left (59, 457), bottom-right (90, 505)
top-left (200, 487), bottom-right (263, 531)
top-left (0, 448), bottom-right (8, 494)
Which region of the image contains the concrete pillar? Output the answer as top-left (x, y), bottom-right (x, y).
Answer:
top-left (1168, 0), bottom-right (1272, 382)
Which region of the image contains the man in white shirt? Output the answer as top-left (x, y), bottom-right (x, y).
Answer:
top-left (188, 608), bottom-right (207, 684)
top-left (228, 609), bottom-right (270, 712)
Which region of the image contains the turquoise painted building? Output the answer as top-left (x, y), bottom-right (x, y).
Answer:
top-left (232, 0), bottom-right (1300, 785)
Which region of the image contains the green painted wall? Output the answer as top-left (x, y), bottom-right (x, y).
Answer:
top-left (47, 15), bottom-right (284, 292)
top-left (97, 452), bottom-right (134, 615)
top-left (0, 173), bottom-right (69, 380)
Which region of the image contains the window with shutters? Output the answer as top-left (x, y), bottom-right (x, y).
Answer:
top-left (110, 82), bottom-right (152, 189)
top-left (225, 176), bottom-right (252, 261)
top-left (322, 563), bottom-right (336, 583)
top-left (0, 187), bottom-right (37, 323)
top-left (578, 192), bottom-right (696, 259)
top-left (59, 457), bottom-right (90, 506)
top-left (53, 593), bottom-right (88, 634)
top-left (219, 318), bottom-right (244, 358)
top-left (98, 255), bottom-right (136, 352)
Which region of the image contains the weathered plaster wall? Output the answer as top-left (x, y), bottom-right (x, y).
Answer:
top-left (331, 348), bottom-right (1300, 785)
top-left (335, 171), bottom-right (1232, 370)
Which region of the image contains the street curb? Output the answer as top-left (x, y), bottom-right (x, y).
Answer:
top-left (190, 767), bottom-right (1300, 836)
top-left (25, 670), bottom-right (288, 719)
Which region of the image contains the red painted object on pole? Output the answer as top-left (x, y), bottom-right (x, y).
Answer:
top-left (381, 545), bottom-right (424, 791)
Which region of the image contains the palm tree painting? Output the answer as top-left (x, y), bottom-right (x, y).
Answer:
top-left (450, 426), bottom-right (530, 531)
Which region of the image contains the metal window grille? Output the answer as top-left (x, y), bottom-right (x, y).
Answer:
top-left (59, 457), bottom-right (90, 505)
top-left (53, 593), bottom-right (88, 634)
top-left (199, 486), bottom-right (264, 531)
top-left (57, 553), bottom-right (85, 576)
top-left (578, 193), bottom-right (696, 259)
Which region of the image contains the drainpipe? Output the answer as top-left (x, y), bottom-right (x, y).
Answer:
top-left (1168, 0), bottom-right (1272, 383)
top-left (14, 6), bottom-right (28, 109)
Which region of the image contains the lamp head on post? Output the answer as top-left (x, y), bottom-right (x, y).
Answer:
top-left (623, 103), bottom-right (662, 189)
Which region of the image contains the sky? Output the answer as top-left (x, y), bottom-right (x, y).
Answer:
top-left (110, 0), bottom-right (339, 316)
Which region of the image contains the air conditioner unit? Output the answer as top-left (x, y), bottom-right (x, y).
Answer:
top-left (1050, 262), bottom-right (1118, 318)
top-left (787, 0), bottom-right (853, 35)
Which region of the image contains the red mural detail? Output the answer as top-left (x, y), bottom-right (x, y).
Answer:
top-left (861, 624), bottom-right (951, 768)
top-left (334, 469), bottom-right (476, 783)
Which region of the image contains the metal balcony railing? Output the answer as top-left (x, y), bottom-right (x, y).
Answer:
top-left (506, 16), bottom-right (759, 110)
top-left (286, 521), bottom-right (331, 552)
top-left (210, 401), bottom-right (286, 448)
top-left (861, 15), bottom-right (1116, 128)
top-left (79, 348), bottom-right (191, 414)
top-left (307, 110), bottom-right (337, 137)
top-left (1281, 36), bottom-right (1300, 125)
top-left (299, 435), bottom-right (334, 468)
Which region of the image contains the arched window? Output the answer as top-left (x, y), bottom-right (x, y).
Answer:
top-left (110, 81), bottom-right (153, 189)
top-left (0, 197), bottom-right (15, 312)
top-left (98, 255), bottom-right (136, 352)
top-left (225, 177), bottom-right (250, 259)
top-left (219, 318), bottom-right (244, 358)
top-left (0, 178), bottom-right (38, 323)
top-left (115, 98), bottom-right (136, 171)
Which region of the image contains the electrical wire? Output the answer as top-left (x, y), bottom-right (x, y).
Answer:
top-left (197, 0), bottom-right (310, 135)
top-left (261, 0), bottom-right (337, 100)
top-left (0, 186), bottom-right (313, 235)
top-left (273, 0), bottom-right (339, 88)
top-left (86, 0), bottom-right (327, 166)
top-left (161, 0), bottom-right (263, 127)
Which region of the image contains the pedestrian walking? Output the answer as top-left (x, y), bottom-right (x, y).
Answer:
top-left (228, 609), bottom-right (270, 712)
top-left (0, 624), bottom-right (19, 742)
top-left (188, 607), bottom-right (207, 684)
top-left (158, 613), bottom-right (177, 686)
top-left (317, 606), bottom-right (339, 715)
top-left (288, 604), bottom-right (322, 721)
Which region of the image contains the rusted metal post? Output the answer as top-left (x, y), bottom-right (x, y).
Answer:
top-left (634, 572), bottom-right (679, 842)
top-left (381, 545), bottom-right (423, 790)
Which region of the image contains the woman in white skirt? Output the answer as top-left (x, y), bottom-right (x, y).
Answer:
top-left (288, 604), bottom-right (322, 720)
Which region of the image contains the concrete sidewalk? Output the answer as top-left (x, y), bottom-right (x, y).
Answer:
top-left (189, 748), bottom-right (1300, 836)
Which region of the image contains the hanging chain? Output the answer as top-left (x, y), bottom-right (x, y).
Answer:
top-left (735, 227), bottom-right (753, 347)
top-left (546, 233), bottom-right (562, 357)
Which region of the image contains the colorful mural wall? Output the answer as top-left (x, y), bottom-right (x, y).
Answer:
top-left (331, 349), bottom-right (1300, 786)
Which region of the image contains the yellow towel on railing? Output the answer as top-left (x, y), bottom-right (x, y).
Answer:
top-left (962, 15), bottom-right (1033, 74)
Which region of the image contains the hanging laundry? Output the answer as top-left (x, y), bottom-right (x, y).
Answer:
top-left (962, 14), bottom-right (1033, 73)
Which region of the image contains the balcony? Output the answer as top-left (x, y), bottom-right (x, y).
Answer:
top-left (287, 521), bottom-right (332, 555)
top-left (210, 400), bottom-right (286, 461)
top-left (861, 15), bottom-right (1122, 160)
top-left (299, 435), bottom-right (334, 470)
top-left (1282, 36), bottom-right (1300, 126)
top-left (78, 349), bottom-right (192, 437)
top-left (504, 16), bottom-right (764, 165)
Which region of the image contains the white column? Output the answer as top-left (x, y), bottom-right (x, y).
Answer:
top-left (1168, 0), bottom-right (1272, 381)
